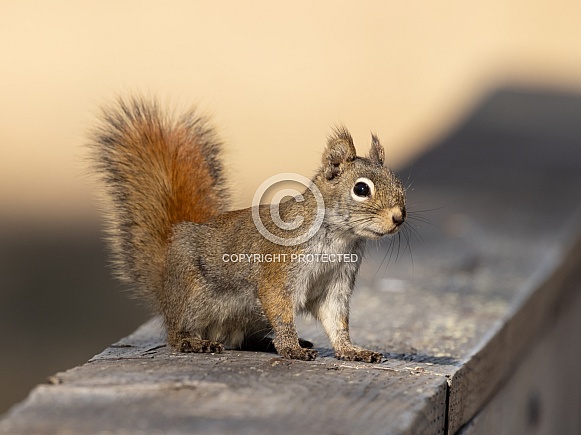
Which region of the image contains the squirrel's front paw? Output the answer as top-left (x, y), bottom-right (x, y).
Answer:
top-left (335, 347), bottom-right (383, 363)
top-left (278, 346), bottom-right (318, 361)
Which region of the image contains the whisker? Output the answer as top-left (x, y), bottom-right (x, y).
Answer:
top-left (403, 227), bottom-right (415, 276)
top-left (404, 165), bottom-right (415, 192)
top-left (372, 236), bottom-right (395, 281)
top-left (395, 232), bottom-right (402, 263)
top-left (405, 223), bottom-right (424, 243)
top-left (407, 216), bottom-right (437, 228)
top-left (409, 204), bottom-right (446, 213)
top-left (397, 227), bottom-right (413, 270)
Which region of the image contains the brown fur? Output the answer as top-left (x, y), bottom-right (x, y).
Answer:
top-left (258, 258), bottom-right (318, 360)
top-left (89, 97), bottom-right (229, 308)
top-left (90, 98), bottom-right (406, 363)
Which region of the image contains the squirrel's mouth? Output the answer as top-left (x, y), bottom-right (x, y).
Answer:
top-left (352, 206), bottom-right (406, 240)
top-left (361, 221), bottom-right (403, 239)
top-left (369, 230), bottom-right (388, 239)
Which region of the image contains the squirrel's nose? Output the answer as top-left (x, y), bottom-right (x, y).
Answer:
top-left (391, 207), bottom-right (406, 226)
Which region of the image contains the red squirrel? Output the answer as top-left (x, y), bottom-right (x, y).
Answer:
top-left (90, 97), bottom-right (406, 362)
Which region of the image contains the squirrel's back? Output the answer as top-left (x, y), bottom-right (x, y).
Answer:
top-left (89, 97), bottom-right (230, 307)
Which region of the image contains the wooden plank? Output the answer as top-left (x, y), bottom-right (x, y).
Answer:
top-left (411, 89), bottom-right (581, 433)
top-left (1, 320), bottom-right (448, 435)
top-left (457, 270), bottom-right (581, 434)
top-left (1, 88), bottom-right (581, 434)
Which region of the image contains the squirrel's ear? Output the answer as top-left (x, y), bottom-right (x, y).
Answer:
top-left (323, 126), bottom-right (357, 180)
top-left (369, 133), bottom-right (385, 165)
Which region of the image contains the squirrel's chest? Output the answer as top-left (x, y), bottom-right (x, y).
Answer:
top-left (291, 236), bottom-right (364, 309)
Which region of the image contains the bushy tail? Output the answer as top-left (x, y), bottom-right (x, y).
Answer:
top-left (90, 97), bottom-right (230, 307)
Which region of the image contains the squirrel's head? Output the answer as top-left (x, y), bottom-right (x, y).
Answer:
top-left (315, 126), bottom-right (406, 240)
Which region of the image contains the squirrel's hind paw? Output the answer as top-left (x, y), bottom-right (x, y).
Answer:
top-left (179, 337), bottom-right (224, 354)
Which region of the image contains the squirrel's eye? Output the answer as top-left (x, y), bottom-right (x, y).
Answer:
top-left (353, 182), bottom-right (371, 197)
top-left (351, 177), bottom-right (375, 202)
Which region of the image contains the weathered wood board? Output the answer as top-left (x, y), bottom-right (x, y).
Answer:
top-left (457, 274), bottom-right (581, 435)
top-left (1, 88), bottom-right (581, 434)
top-left (0, 320), bottom-right (448, 434)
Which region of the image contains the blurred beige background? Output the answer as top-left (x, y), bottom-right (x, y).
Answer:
top-left (2, 1), bottom-right (581, 219)
top-left (2, 0), bottom-right (581, 415)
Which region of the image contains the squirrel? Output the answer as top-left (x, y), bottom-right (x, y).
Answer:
top-left (90, 96), bottom-right (406, 363)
